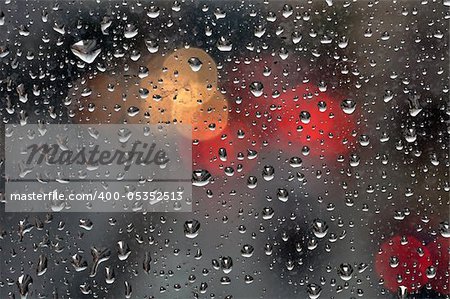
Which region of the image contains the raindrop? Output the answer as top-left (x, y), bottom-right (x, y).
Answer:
top-left (188, 57), bottom-right (203, 72)
top-left (250, 82), bottom-right (264, 97)
top-left (143, 252), bottom-right (151, 273)
top-left (338, 263), bottom-right (353, 281)
top-left (79, 218), bottom-right (93, 231)
top-left (71, 254), bottom-right (88, 272)
top-left (117, 241), bottom-right (131, 261)
top-left (397, 286), bottom-right (408, 299)
top-left (89, 247), bottom-right (111, 277)
top-left (390, 256), bottom-right (399, 268)
top-left (425, 265), bottom-right (437, 279)
top-left (262, 207), bottom-right (275, 220)
top-left (145, 40), bottom-right (159, 53)
top-left (383, 90), bottom-right (394, 103)
top-left (217, 36), bottom-right (233, 52)
top-left (349, 153), bottom-right (360, 167)
top-left (71, 40), bottom-right (101, 64)
top-left (244, 275), bottom-right (254, 284)
top-left (262, 165), bottom-right (275, 181)
top-left (241, 244), bottom-right (254, 257)
top-left (124, 281), bottom-right (132, 298)
top-left (124, 24), bottom-right (138, 38)
top-left (36, 255), bottom-right (48, 276)
top-left (312, 219), bottom-right (329, 238)
top-left (218, 148), bottom-right (227, 161)
top-left (439, 221), bottom-right (450, 238)
top-left (17, 274), bottom-right (33, 298)
top-left (220, 256), bottom-right (233, 273)
top-left (307, 283), bottom-right (322, 299)
top-left (127, 106), bottom-right (140, 117)
top-left (277, 188), bottom-right (289, 202)
top-left (247, 176), bottom-right (257, 189)
top-left (341, 99), bottom-right (356, 114)
top-left (105, 266), bottom-right (115, 284)
top-left (300, 111), bottom-right (311, 124)
top-left (184, 219), bottom-right (200, 238)
top-left (282, 4), bottom-right (293, 18)
top-left (359, 135), bottom-right (370, 147)
top-left (292, 31), bottom-right (303, 44)
top-left (192, 170), bottom-right (212, 187)
top-left (147, 6), bottom-right (160, 18)
top-left (289, 157), bottom-right (302, 167)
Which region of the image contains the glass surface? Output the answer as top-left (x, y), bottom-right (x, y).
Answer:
top-left (0, 0), bottom-right (449, 298)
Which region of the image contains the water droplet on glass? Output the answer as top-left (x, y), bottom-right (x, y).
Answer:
top-left (220, 256), bottom-right (233, 274)
top-left (262, 206), bottom-right (275, 220)
top-left (147, 6), bottom-right (160, 18)
top-left (300, 111), bottom-right (311, 124)
top-left (124, 281), bottom-right (132, 298)
top-left (143, 252), bottom-right (152, 273)
top-left (127, 106), bottom-right (140, 117)
top-left (117, 241), bottom-right (131, 261)
top-left (17, 274), bottom-right (33, 298)
top-left (105, 266), bottom-right (115, 284)
top-left (250, 81), bottom-right (264, 97)
top-left (184, 219), bottom-right (200, 238)
top-left (338, 263), bottom-right (353, 281)
top-left (188, 57), bottom-right (203, 72)
top-left (262, 165), bottom-right (275, 181)
top-left (277, 188), bottom-right (289, 202)
top-left (312, 219), bottom-right (329, 238)
top-left (71, 40), bottom-right (101, 64)
top-left (192, 169), bottom-right (212, 187)
top-left (341, 99), bottom-right (356, 114)
top-left (241, 244), bottom-right (254, 257)
top-left (217, 36), bottom-right (233, 52)
top-left (36, 255), bottom-right (48, 276)
top-left (439, 221), bottom-right (450, 238)
top-left (307, 283), bottom-right (322, 299)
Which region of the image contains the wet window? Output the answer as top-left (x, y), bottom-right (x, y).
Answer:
top-left (0, 1), bottom-right (449, 298)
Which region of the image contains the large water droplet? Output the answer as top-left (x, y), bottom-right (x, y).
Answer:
top-left (341, 99), bottom-right (356, 114)
top-left (184, 219), bottom-right (201, 238)
top-left (188, 57), bottom-right (203, 72)
top-left (192, 170), bottom-right (212, 187)
top-left (312, 219), bottom-right (329, 238)
top-left (71, 40), bottom-right (101, 64)
top-left (250, 81), bottom-right (264, 97)
top-left (338, 263), bottom-right (353, 281)
top-left (307, 283), bottom-right (322, 299)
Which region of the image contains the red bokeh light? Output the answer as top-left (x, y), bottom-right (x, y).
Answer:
top-left (375, 235), bottom-right (432, 293)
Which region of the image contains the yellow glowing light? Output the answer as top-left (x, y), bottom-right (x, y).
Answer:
top-left (159, 47), bottom-right (218, 108)
top-left (143, 47), bottom-right (229, 140)
top-left (171, 91), bottom-right (229, 140)
top-left (74, 47), bottom-right (229, 141)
